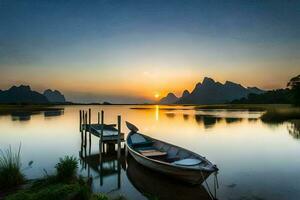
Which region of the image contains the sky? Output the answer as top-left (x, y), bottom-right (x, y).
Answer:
top-left (0, 0), bottom-right (299, 103)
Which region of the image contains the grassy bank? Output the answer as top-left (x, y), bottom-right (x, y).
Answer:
top-left (1, 151), bottom-right (125, 200)
top-left (0, 145), bottom-right (25, 190)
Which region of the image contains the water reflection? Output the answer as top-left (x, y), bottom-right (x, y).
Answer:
top-left (44, 110), bottom-right (64, 118)
top-left (224, 118), bottom-right (243, 124)
top-left (11, 112), bottom-right (35, 121)
top-left (287, 120), bottom-right (300, 139)
top-left (183, 114), bottom-right (189, 121)
top-left (165, 112), bottom-right (175, 118)
top-left (1, 105), bottom-right (300, 200)
top-left (5, 109), bottom-right (64, 121)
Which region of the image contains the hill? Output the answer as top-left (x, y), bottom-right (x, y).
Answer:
top-left (160, 77), bottom-right (264, 104)
top-left (0, 85), bottom-right (49, 104)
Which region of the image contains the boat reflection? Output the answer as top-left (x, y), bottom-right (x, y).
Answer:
top-left (126, 155), bottom-right (216, 200)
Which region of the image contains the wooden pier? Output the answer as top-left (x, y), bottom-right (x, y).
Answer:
top-left (79, 109), bottom-right (125, 162)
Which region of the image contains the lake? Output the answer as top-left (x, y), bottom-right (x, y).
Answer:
top-left (0, 105), bottom-right (300, 200)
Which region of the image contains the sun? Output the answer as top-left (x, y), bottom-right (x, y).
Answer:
top-left (154, 93), bottom-right (160, 99)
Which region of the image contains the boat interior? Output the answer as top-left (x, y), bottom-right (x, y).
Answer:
top-left (127, 132), bottom-right (212, 169)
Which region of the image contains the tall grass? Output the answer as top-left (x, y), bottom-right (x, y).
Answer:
top-left (0, 144), bottom-right (25, 189)
top-left (55, 156), bottom-right (78, 182)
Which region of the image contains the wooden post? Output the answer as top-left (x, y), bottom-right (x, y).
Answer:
top-left (117, 115), bottom-right (121, 188)
top-left (84, 112), bottom-right (87, 148)
top-left (88, 108), bottom-right (91, 152)
top-left (98, 112), bottom-right (100, 124)
top-left (99, 110), bottom-right (104, 162)
top-left (99, 111), bottom-right (104, 187)
top-left (80, 110), bottom-right (84, 150)
top-left (117, 115), bottom-right (121, 160)
top-left (79, 110), bottom-right (82, 131)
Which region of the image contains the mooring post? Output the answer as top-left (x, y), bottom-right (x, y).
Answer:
top-left (84, 111), bottom-right (87, 148)
top-left (98, 112), bottom-right (100, 124)
top-left (117, 115), bottom-right (121, 160)
top-left (79, 110), bottom-right (82, 131)
top-left (99, 110), bottom-right (104, 162)
top-left (80, 110), bottom-right (84, 150)
top-left (117, 115), bottom-right (121, 188)
top-left (88, 108), bottom-right (91, 151)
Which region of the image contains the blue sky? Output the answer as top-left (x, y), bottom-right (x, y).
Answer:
top-left (0, 0), bottom-right (299, 103)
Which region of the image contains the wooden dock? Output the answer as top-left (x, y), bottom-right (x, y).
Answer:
top-left (79, 109), bottom-right (126, 163)
top-left (82, 124), bottom-right (125, 142)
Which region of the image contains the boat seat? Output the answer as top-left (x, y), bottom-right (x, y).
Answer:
top-left (172, 158), bottom-right (202, 166)
top-left (129, 133), bottom-right (154, 148)
top-left (136, 146), bottom-right (157, 151)
top-left (139, 149), bottom-right (167, 157)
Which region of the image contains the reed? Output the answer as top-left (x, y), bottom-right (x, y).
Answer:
top-left (0, 144), bottom-right (25, 189)
top-left (55, 156), bottom-right (78, 182)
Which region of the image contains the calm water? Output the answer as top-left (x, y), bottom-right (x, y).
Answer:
top-left (0, 105), bottom-right (300, 200)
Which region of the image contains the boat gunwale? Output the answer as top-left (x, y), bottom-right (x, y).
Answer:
top-left (126, 132), bottom-right (217, 172)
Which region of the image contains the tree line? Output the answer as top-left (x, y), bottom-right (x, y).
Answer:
top-left (231, 74), bottom-right (300, 106)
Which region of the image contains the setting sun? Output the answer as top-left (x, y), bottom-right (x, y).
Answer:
top-left (154, 93), bottom-right (160, 99)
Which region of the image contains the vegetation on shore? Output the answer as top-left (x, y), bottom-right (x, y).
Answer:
top-left (2, 153), bottom-right (125, 200)
top-left (0, 145), bottom-right (25, 190)
top-left (231, 74), bottom-right (300, 106)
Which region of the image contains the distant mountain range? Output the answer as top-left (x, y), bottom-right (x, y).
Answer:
top-left (159, 77), bottom-right (265, 104)
top-left (43, 89), bottom-right (66, 103)
top-left (0, 85), bottom-right (66, 104)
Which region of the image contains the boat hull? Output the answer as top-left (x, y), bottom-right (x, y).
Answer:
top-left (128, 147), bottom-right (212, 185)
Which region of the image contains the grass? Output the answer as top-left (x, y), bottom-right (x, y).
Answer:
top-left (90, 194), bottom-right (127, 200)
top-left (3, 155), bottom-right (125, 200)
top-left (0, 145), bottom-right (25, 189)
top-left (55, 156), bottom-right (78, 182)
top-left (4, 156), bottom-right (90, 200)
top-left (5, 182), bottom-right (91, 200)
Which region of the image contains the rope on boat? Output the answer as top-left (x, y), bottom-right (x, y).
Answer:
top-left (200, 171), bottom-right (217, 200)
top-left (213, 171), bottom-right (219, 198)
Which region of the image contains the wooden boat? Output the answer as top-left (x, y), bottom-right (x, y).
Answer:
top-left (125, 122), bottom-right (218, 185)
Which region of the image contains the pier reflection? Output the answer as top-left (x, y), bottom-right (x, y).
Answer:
top-left (79, 148), bottom-right (126, 191)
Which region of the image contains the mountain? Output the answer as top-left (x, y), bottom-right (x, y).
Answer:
top-left (159, 93), bottom-right (178, 104)
top-left (182, 90), bottom-right (190, 98)
top-left (247, 87), bottom-right (264, 94)
top-left (43, 89), bottom-right (66, 103)
top-left (160, 77), bottom-right (265, 105)
top-left (0, 85), bottom-right (49, 104)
